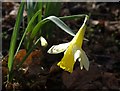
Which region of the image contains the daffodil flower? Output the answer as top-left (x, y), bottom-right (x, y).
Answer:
top-left (48, 15), bottom-right (89, 73)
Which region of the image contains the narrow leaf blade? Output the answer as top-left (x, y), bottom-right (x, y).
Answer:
top-left (8, 2), bottom-right (25, 81)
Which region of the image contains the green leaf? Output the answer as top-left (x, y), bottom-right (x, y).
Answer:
top-left (26, 0), bottom-right (35, 23)
top-left (8, 2), bottom-right (25, 82)
top-left (30, 16), bottom-right (75, 39)
top-left (15, 9), bottom-right (42, 55)
top-left (44, 2), bottom-right (61, 17)
top-left (43, 2), bottom-right (61, 38)
top-left (30, 15), bottom-right (88, 40)
top-left (36, 2), bottom-right (42, 22)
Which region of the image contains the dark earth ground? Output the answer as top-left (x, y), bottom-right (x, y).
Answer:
top-left (1, 2), bottom-right (120, 90)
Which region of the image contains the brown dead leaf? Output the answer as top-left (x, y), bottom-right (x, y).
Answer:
top-left (14, 49), bottom-right (43, 68)
top-left (14, 49), bottom-right (32, 67)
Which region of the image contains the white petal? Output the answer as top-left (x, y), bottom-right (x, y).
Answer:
top-left (78, 58), bottom-right (83, 70)
top-left (74, 50), bottom-right (81, 62)
top-left (47, 42), bottom-right (70, 54)
top-left (80, 48), bottom-right (89, 71)
top-left (40, 36), bottom-right (48, 47)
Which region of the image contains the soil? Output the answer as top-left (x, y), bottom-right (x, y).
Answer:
top-left (1, 2), bottom-right (120, 90)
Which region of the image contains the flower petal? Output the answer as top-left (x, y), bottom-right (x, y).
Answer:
top-left (74, 50), bottom-right (81, 62)
top-left (78, 58), bottom-right (83, 70)
top-left (40, 36), bottom-right (48, 47)
top-left (80, 48), bottom-right (89, 71)
top-left (47, 42), bottom-right (70, 54)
